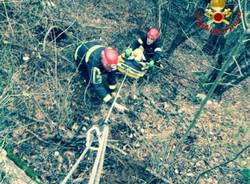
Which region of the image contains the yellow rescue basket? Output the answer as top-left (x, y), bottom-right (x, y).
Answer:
top-left (117, 56), bottom-right (146, 79)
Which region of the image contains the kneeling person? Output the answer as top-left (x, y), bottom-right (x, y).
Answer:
top-left (74, 41), bottom-right (127, 112)
top-left (125, 28), bottom-right (162, 69)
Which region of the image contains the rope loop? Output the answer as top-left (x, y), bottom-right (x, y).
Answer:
top-left (86, 125), bottom-right (102, 151)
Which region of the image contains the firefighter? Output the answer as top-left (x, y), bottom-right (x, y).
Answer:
top-left (125, 28), bottom-right (162, 69)
top-left (74, 41), bottom-right (127, 112)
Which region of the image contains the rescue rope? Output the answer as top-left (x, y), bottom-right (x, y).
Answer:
top-left (104, 72), bottom-right (128, 124)
top-left (88, 73), bottom-right (127, 184)
top-left (88, 126), bottom-right (109, 184)
top-left (61, 73), bottom-right (127, 184)
top-left (61, 126), bottom-right (101, 184)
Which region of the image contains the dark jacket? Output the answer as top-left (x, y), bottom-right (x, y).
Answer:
top-left (130, 34), bottom-right (162, 62)
top-left (74, 41), bottom-right (116, 103)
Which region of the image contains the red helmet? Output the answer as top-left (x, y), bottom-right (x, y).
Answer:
top-left (102, 48), bottom-right (118, 65)
top-left (147, 28), bottom-right (159, 40)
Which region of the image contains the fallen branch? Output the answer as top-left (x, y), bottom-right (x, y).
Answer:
top-left (194, 144), bottom-right (250, 184)
top-left (0, 149), bottom-right (38, 184)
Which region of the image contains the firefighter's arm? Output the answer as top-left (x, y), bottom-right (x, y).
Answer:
top-left (90, 67), bottom-right (127, 112)
top-left (107, 68), bottom-right (117, 91)
top-left (130, 38), bottom-right (143, 50)
top-left (121, 38), bottom-right (144, 59)
top-left (148, 45), bottom-right (162, 68)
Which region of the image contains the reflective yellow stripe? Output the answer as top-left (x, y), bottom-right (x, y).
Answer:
top-left (74, 43), bottom-right (84, 60)
top-left (154, 47), bottom-right (162, 52)
top-left (109, 84), bottom-right (117, 90)
top-left (92, 67), bottom-right (102, 84)
top-left (103, 94), bottom-right (112, 102)
top-left (138, 38), bottom-right (143, 45)
top-left (85, 45), bottom-right (104, 63)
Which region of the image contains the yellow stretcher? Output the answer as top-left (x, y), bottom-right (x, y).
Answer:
top-left (117, 55), bottom-right (147, 79)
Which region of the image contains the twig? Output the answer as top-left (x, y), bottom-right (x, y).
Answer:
top-left (243, 39), bottom-right (250, 43)
top-left (145, 168), bottom-right (170, 183)
top-left (43, 25), bottom-right (59, 51)
top-left (107, 143), bottom-right (128, 156)
top-left (160, 0), bottom-right (168, 7)
top-left (141, 94), bottom-right (170, 117)
top-left (158, 0), bottom-right (162, 32)
top-left (16, 136), bottom-right (35, 145)
top-left (203, 82), bottom-right (240, 87)
top-left (3, 2), bottom-right (14, 35)
top-left (237, 0), bottom-right (247, 31)
top-left (20, 114), bottom-right (48, 124)
top-left (179, 26), bottom-right (242, 78)
top-left (43, 21), bottom-right (75, 51)
top-left (194, 144), bottom-right (250, 184)
top-left (84, 79), bottom-right (91, 105)
top-left (0, 0), bottom-right (25, 3)
top-left (61, 146), bottom-right (90, 184)
top-left (232, 56), bottom-right (244, 77)
top-left (25, 129), bottom-right (49, 144)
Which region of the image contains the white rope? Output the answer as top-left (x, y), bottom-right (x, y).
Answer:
top-left (237, 0), bottom-right (246, 31)
top-left (88, 73), bottom-right (128, 184)
top-left (104, 72), bottom-right (128, 124)
top-left (61, 147), bottom-right (89, 184)
top-left (60, 126), bottom-right (101, 184)
top-left (88, 126), bottom-right (109, 184)
top-left (95, 126), bottom-right (109, 184)
top-left (86, 126), bottom-right (102, 151)
top-left (61, 73), bottom-right (128, 184)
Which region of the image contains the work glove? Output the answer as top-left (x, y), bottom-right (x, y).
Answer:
top-left (147, 60), bottom-right (155, 68)
top-left (125, 48), bottom-right (133, 57)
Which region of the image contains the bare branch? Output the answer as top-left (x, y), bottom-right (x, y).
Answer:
top-left (194, 144), bottom-right (250, 184)
top-left (232, 56), bottom-right (244, 77)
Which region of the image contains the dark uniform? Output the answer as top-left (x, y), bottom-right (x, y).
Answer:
top-left (130, 34), bottom-right (162, 63)
top-left (74, 41), bottom-right (117, 103)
